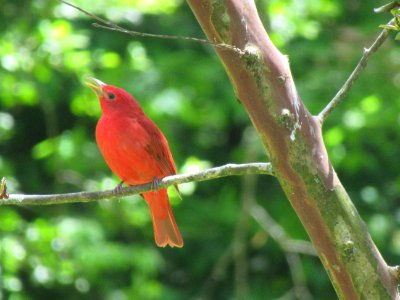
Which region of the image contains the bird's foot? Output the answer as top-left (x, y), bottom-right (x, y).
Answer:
top-left (113, 181), bottom-right (125, 194)
top-left (151, 177), bottom-right (160, 191)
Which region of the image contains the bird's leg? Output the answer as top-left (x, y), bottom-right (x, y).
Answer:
top-left (113, 181), bottom-right (125, 194)
top-left (151, 177), bottom-right (160, 191)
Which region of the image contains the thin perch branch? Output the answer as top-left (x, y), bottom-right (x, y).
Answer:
top-left (318, 18), bottom-right (395, 124)
top-left (1, 162), bottom-right (273, 206)
top-left (60, 0), bottom-right (244, 54)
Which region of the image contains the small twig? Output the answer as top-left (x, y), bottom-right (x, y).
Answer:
top-left (60, 0), bottom-right (245, 54)
top-left (1, 162), bottom-right (273, 205)
top-left (250, 203), bottom-right (317, 256)
top-left (374, 1), bottom-right (400, 14)
top-left (318, 18), bottom-right (396, 124)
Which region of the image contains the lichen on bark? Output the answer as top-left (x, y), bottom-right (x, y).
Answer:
top-left (211, 0), bottom-right (231, 43)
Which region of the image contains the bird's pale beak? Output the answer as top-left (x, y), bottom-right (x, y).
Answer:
top-left (85, 77), bottom-right (106, 97)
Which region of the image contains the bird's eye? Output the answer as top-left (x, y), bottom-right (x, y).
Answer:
top-left (107, 92), bottom-right (116, 100)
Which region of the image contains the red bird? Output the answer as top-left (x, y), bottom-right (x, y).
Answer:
top-left (86, 77), bottom-right (183, 248)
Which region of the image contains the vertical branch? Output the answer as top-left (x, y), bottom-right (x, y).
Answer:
top-left (232, 127), bottom-right (259, 299)
top-left (197, 245), bottom-right (233, 299)
top-left (285, 253), bottom-right (313, 300)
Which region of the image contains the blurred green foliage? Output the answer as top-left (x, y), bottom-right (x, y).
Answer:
top-left (1, 0), bottom-right (399, 299)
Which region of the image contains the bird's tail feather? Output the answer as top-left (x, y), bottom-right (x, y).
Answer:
top-left (144, 189), bottom-right (183, 248)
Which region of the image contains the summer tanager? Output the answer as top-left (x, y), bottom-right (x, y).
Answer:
top-left (86, 77), bottom-right (183, 248)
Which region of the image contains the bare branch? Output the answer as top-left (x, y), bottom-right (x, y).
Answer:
top-left (318, 18), bottom-right (395, 124)
top-left (251, 203), bottom-right (316, 299)
top-left (250, 204), bottom-right (317, 256)
top-left (2, 162), bottom-right (273, 206)
top-left (60, 0), bottom-right (244, 54)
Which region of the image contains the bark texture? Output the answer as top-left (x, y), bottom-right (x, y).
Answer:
top-left (187, 0), bottom-right (399, 298)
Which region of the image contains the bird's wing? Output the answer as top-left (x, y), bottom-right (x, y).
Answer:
top-left (138, 117), bottom-right (178, 177)
top-left (141, 118), bottom-right (181, 196)
top-left (137, 116), bottom-right (181, 196)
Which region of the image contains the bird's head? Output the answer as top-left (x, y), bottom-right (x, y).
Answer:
top-left (85, 77), bottom-right (142, 115)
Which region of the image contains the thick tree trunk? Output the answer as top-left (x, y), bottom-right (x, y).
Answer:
top-left (187, 0), bottom-right (399, 299)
